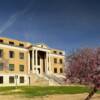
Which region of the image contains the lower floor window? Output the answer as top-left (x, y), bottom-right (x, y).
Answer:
top-left (54, 68), bottom-right (57, 73)
top-left (9, 76), bottom-right (14, 83)
top-left (20, 76), bottom-right (24, 83)
top-left (0, 76), bottom-right (3, 84)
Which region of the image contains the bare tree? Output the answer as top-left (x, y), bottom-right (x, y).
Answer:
top-left (66, 48), bottom-right (100, 100)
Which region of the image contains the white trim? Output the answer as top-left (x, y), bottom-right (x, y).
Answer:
top-left (0, 74), bottom-right (29, 86)
top-left (0, 44), bottom-right (28, 51)
top-left (32, 47), bottom-right (50, 52)
top-left (49, 54), bottom-right (65, 57)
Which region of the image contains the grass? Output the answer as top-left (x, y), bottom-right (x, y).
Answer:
top-left (21, 86), bottom-right (91, 97)
top-left (0, 86), bottom-right (93, 97)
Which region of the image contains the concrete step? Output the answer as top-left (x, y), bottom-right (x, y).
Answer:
top-left (29, 73), bottom-right (49, 86)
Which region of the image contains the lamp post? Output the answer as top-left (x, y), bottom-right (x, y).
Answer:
top-left (15, 75), bottom-right (18, 88)
top-left (28, 76), bottom-right (30, 86)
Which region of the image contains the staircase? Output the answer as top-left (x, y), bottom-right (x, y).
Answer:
top-left (44, 74), bottom-right (66, 86)
top-left (29, 71), bottom-right (66, 86)
top-left (29, 73), bottom-right (49, 86)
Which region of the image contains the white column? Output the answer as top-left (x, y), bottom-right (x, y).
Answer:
top-left (49, 53), bottom-right (52, 74)
top-left (36, 50), bottom-right (38, 74)
top-left (46, 52), bottom-right (48, 74)
top-left (32, 50), bottom-right (34, 73)
top-left (28, 52), bottom-right (30, 74)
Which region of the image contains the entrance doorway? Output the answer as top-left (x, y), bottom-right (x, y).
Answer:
top-left (37, 51), bottom-right (46, 74)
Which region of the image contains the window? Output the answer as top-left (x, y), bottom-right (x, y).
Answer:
top-left (0, 63), bottom-right (3, 70)
top-left (9, 51), bottom-right (14, 58)
top-left (20, 77), bottom-right (24, 83)
top-left (54, 58), bottom-right (57, 63)
top-left (9, 64), bottom-right (14, 71)
top-left (19, 53), bottom-right (24, 59)
top-left (54, 51), bottom-right (57, 54)
top-left (54, 68), bottom-right (57, 73)
top-left (9, 41), bottom-right (14, 45)
top-left (0, 49), bottom-right (3, 58)
top-left (19, 43), bottom-right (24, 47)
top-left (59, 59), bottom-right (63, 64)
top-left (60, 68), bottom-right (63, 73)
top-left (0, 76), bottom-right (3, 84)
top-left (59, 52), bottom-right (63, 55)
top-left (9, 76), bottom-right (14, 83)
top-left (0, 39), bottom-right (3, 43)
top-left (19, 65), bottom-right (24, 71)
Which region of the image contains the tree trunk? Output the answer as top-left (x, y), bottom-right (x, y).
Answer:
top-left (85, 87), bottom-right (97, 100)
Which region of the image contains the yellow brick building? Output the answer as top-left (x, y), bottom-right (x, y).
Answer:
top-left (0, 37), bottom-right (65, 86)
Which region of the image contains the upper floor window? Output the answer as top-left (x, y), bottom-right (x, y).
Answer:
top-left (9, 51), bottom-right (14, 58)
top-left (0, 39), bottom-right (3, 43)
top-left (0, 63), bottom-right (3, 71)
top-left (19, 43), bottom-right (24, 47)
top-left (54, 58), bottom-right (57, 63)
top-left (9, 41), bottom-right (14, 45)
top-left (53, 51), bottom-right (57, 54)
top-left (19, 65), bottom-right (24, 71)
top-left (0, 49), bottom-right (3, 58)
top-left (59, 59), bottom-right (63, 64)
top-left (59, 52), bottom-right (63, 55)
top-left (54, 68), bottom-right (57, 73)
top-left (9, 64), bottom-right (14, 71)
top-left (19, 52), bottom-right (24, 59)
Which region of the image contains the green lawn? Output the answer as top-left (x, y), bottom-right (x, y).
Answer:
top-left (0, 86), bottom-right (93, 97)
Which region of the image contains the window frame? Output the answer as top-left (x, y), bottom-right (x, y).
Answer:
top-left (19, 65), bottom-right (24, 72)
top-left (0, 63), bottom-right (3, 71)
top-left (9, 64), bottom-right (14, 71)
top-left (54, 58), bottom-right (57, 64)
top-left (59, 59), bottom-right (63, 64)
top-left (59, 52), bottom-right (63, 55)
top-left (0, 76), bottom-right (3, 84)
top-left (19, 52), bottom-right (24, 59)
top-left (19, 43), bottom-right (24, 47)
top-left (9, 41), bottom-right (14, 45)
top-left (0, 39), bottom-right (3, 43)
top-left (9, 76), bottom-right (14, 83)
top-left (60, 68), bottom-right (63, 73)
top-left (54, 68), bottom-right (57, 73)
top-left (9, 51), bottom-right (14, 58)
top-left (0, 49), bottom-right (3, 58)
top-left (53, 51), bottom-right (57, 54)
top-left (20, 76), bottom-right (24, 83)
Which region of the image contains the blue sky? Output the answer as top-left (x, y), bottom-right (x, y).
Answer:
top-left (0, 0), bottom-right (100, 53)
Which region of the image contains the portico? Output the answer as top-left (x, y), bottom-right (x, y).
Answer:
top-left (29, 44), bottom-right (51, 76)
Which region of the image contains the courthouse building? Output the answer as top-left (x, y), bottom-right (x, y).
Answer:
top-left (0, 37), bottom-right (65, 86)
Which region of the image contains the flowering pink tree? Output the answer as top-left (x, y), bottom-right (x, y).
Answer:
top-left (66, 48), bottom-right (100, 100)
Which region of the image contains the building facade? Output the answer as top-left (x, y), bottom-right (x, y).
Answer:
top-left (0, 37), bottom-right (65, 86)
